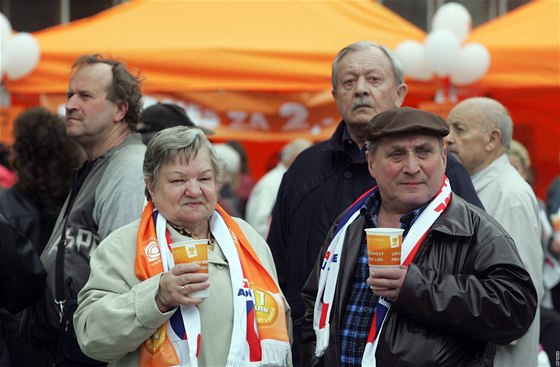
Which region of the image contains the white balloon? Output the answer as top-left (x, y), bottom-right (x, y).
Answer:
top-left (424, 29), bottom-right (461, 77)
top-left (432, 2), bottom-right (472, 43)
top-left (5, 32), bottom-right (40, 80)
top-left (395, 40), bottom-right (433, 81)
top-left (0, 12), bottom-right (13, 75)
top-left (450, 43), bottom-right (491, 86)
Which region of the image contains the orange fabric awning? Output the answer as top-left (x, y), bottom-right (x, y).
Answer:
top-left (4, 0), bottom-right (425, 94)
top-left (469, 0), bottom-right (559, 89)
top-left (466, 0), bottom-right (560, 198)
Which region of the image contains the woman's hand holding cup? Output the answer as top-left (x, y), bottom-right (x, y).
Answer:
top-left (156, 263), bottom-right (210, 312)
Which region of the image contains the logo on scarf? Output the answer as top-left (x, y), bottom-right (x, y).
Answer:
top-left (253, 286), bottom-right (279, 326)
top-left (238, 278), bottom-right (253, 297)
top-left (145, 240), bottom-right (160, 262)
top-left (321, 250), bottom-right (338, 270)
top-left (145, 325), bottom-right (166, 353)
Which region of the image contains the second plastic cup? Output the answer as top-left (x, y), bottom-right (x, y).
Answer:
top-left (551, 213), bottom-right (560, 240)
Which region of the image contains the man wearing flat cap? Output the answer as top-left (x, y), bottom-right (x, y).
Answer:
top-left (300, 107), bottom-right (538, 366)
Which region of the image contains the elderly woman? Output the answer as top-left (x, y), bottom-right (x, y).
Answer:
top-left (74, 126), bottom-right (291, 366)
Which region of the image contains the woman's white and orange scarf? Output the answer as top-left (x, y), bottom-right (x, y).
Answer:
top-left (135, 201), bottom-right (290, 367)
top-left (314, 177), bottom-right (452, 367)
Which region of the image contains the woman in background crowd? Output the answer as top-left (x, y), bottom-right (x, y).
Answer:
top-left (0, 107), bottom-right (84, 367)
top-left (0, 107), bottom-right (84, 253)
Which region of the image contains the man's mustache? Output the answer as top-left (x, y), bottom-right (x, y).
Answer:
top-left (352, 98), bottom-right (373, 110)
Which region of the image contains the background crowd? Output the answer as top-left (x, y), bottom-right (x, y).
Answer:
top-left (0, 41), bottom-right (559, 367)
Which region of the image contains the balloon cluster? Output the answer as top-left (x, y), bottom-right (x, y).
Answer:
top-left (0, 13), bottom-right (41, 81)
top-left (396, 3), bottom-right (490, 87)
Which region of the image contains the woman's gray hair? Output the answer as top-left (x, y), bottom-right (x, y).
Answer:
top-left (331, 41), bottom-right (405, 90)
top-left (143, 126), bottom-right (224, 199)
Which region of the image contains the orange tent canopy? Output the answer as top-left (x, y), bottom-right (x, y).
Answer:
top-left (469, 0), bottom-right (559, 90)
top-left (465, 0), bottom-right (560, 198)
top-left (4, 0), bottom-right (426, 94)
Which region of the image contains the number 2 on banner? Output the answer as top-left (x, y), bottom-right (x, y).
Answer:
top-left (280, 102), bottom-right (309, 131)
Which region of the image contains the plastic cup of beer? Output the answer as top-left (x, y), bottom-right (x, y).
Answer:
top-left (364, 228), bottom-right (404, 274)
top-left (171, 239), bottom-right (209, 299)
top-left (551, 213), bottom-right (560, 240)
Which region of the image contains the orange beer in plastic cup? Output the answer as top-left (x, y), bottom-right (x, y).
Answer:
top-left (364, 228), bottom-right (404, 273)
top-left (171, 239), bottom-right (209, 299)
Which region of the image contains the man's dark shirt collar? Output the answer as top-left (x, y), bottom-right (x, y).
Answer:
top-left (341, 122), bottom-right (367, 162)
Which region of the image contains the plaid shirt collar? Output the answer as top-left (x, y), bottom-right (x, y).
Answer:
top-left (360, 190), bottom-right (430, 234)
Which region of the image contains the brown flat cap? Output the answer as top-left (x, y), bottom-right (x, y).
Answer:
top-left (365, 107), bottom-right (449, 142)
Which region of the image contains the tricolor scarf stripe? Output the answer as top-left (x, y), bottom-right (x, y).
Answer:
top-left (135, 201), bottom-right (290, 367)
top-left (214, 205), bottom-right (291, 366)
top-left (314, 177), bottom-right (452, 367)
top-left (315, 186), bottom-right (376, 333)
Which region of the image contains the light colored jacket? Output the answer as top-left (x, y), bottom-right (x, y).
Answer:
top-left (472, 153), bottom-right (544, 367)
top-left (74, 216), bottom-right (292, 366)
top-left (246, 162), bottom-right (287, 238)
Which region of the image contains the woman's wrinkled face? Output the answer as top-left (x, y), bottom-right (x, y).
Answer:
top-left (147, 148), bottom-right (218, 228)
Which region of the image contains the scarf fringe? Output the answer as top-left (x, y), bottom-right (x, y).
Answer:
top-left (226, 359), bottom-right (248, 367)
top-left (315, 327), bottom-right (330, 357)
top-left (260, 339), bottom-right (291, 366)
top-left (224, 340), bottom-right (290, 367)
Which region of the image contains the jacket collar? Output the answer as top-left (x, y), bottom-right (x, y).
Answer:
top-left (471, 154), bottom-right (510, 194)
top-left (323, 121), bottom-right (367, 163)
top-left (91, 132), bottom-right (144, 163)
top-left (431, 195), bottom-right (476, 237)
top-left (324, 120), bottom-right (348, 153)
top-left (335, 188), bottom-right (475, 239)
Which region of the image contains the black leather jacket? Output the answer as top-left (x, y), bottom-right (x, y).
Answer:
top-left (301, 195), bottom-right (537, 367)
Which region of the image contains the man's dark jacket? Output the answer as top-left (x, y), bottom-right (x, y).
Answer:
top-left (267, 121), bottom-right (484, 327)
top-left (300, 195), bottom-right (537, 366)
